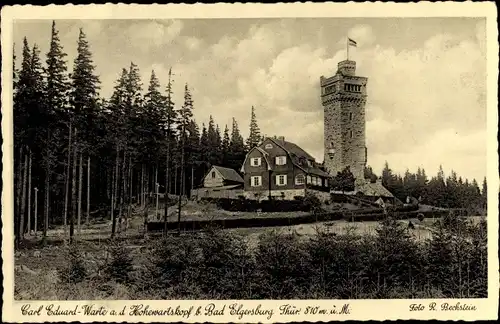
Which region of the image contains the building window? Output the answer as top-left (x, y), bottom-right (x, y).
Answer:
top-left (251, 176), bottom-right (262, 187)
top-left (350, 130), bottom-right (353, 138)
top-left (275, 156), bottom-right (287, 165)
top-left (276, 174), bottom-right (287, 186)
top-left (250, 157), bottom-right (261, 167)
top-left (307, 175), bottom-right (312, 184)
top-left (265, 144), bottom-right (273, 149)
top-left (349, 112), bottom-right (353, 121)
top-left (295, 174), bottom-right (305, 185)
top-left (211, 171), bottom-right (216, 178)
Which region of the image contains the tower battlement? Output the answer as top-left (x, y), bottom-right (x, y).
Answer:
top-left (337, 60), bottom-right (356, 76)
top-left (321, 60), bottom-right (367, 185)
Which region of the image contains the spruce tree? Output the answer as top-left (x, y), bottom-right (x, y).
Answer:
top-left (207, 116), bottom-right (219, 165)
top-left (70, 28), bottom-right (101, 154)
top-left (143, 70), bottom-right (165, 163)
top-left (221, 124), bottom-right (230, 166)
top-left (246, 105), bottom-right (261, 149)
top-left (481, 177), bottom-right (487, 209)
top-left (163, 68), bottom-right (177, 230)
top-left (228, 118), bottom-right (246, 171)
top-left (70, 28), bottom-right (101, 228)
top-left (200, 123), bottom-right (209, 163)
top-left (176, 84), bottom-right (194, 233)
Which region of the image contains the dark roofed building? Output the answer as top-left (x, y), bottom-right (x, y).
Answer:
top-left (240, 136), bottom-right (331, 201)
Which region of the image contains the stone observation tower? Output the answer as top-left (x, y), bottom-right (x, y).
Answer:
top-left (321, 60), bottom-right (368, 185)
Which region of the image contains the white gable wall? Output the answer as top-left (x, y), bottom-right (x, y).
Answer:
top-left (203, 167), bottom-right (225, 188)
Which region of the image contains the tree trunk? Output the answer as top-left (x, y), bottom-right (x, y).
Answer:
top-left (34, 188), bottom-right (38, 237)
top-left (27, 150), bottom-right (32, 235)
top-left (139, 164), bottom-right (144, 206)
top-left (155, 163), bottom-right (158, 220)
top-left (42, 129), bottom-right (51, 245)
top-left (70, 128), bottom-right (78, 243)
top-left (77, 153), bottom-right (83, 234)
top-left (174, 167), bottom-right (178, 195)
top-left (63, 123), bottom-right (72, 239)
top-left (111, 146), bottom-right (119, 237)
top-left (178, 136), bottom-right (185, 235)
top-left (145, 165), bottom-right (150, 206)
top-left (43, 175), bottom-right (50, 243)
top-left (86, 156), bottom-right (91, 225)
top-left (191, 165), bottom-right (194, 199)
top-left (20, 149), bottom-right (28, 240)
top-left (163, 139), bottom-right (170, 235)
top-left (15, 146), bottom-right (24, 248)
top-left (128, 156), bottom-right (133, 221)
top-left (118, 150), bottom-right (126, 233)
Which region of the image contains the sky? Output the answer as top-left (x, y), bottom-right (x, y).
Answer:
top-left (13, 18), bottom-right (487, 182)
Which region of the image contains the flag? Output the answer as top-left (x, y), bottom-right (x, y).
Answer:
top-left (348, 38), bottom-right (357, 47)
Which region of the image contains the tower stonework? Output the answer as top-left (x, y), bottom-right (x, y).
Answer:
top-left (321, 60), bottom-right (367, 185)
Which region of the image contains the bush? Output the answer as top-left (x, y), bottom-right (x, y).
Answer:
top-left (367, 217), bottom-right (427, 297)
top-left (105, 241), bottom-right (134, 284)
top-left (197, 228), bottom-right (256, 298)
top-left (307, 227), bottom-right (371, 298)
top-left (152, 235), bottom-right (202, 297)
top-left (253, 230), bottom-right (312, 298)
top-left (59, 245), bottom-right (87, 284)
top-left (302, 192), bottom-right (323, 213)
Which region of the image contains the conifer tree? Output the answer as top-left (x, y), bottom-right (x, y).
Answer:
top-left (29, 44), bottom-right (51, 242)
top-left (215, 124), bottom-right (223, 165)
top-left (481, 177), bottom-right (487, 209)
top-left (108, 68), bottom-right (129, 237)
top-left (70, 28), bottom-right (100, 228)
top-left (228, 118), bottom-right (246, 171)
top-left (207, 116), bottom-right (219, 165)
top-left (246, 105), bottom-right (261, 149)
top-left (200, 123), bottom-right (209, 162)
top-left (163, 68), bottom-right (177, 230)
top-left (177, 83), bottom-right (194, 233)
top-left (222, 124), bottom-right (230, 166)
top-left (46, 20), bottom-right (71, 240)
top-left (143, 70), bottom-right (165, 163)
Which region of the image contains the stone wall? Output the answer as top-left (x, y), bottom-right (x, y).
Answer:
top-left (244, 189), bottom-right (305, 201)
top-left (321, 60), bottom-right (368, 184)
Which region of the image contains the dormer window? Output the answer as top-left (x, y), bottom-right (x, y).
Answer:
top-left (250, 157), bottom-right (261, 167)
top-left (275, 156), bottom-right (286, 165)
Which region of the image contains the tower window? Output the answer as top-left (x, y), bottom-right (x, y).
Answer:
top-left (349, 112), bottom-right (353, 121)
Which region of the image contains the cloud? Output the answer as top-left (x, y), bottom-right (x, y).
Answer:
top-left (125, 20), bottom-right (184, 52)
top-left (348, 24), bottom-right (376, 46)
top-left (13, 19), bottom-right (486, 182)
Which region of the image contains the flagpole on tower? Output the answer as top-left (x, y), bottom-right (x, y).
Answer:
top-left (346, 36), bottom-right (349, 61)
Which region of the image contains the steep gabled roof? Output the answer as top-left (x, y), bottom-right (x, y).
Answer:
top-left (267, 137), bottom-right (330, 177)
top-left (240, 147), bottom-right (272, 173)
top-left (211, 166), bottom-right (244, 183)
top-left (268, 138), bottom-right (315, 161)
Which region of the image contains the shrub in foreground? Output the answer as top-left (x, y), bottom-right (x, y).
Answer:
top-left (59, 245), bottom-right (87, 284)
top-left (105, 241), bottom-right (134, 284)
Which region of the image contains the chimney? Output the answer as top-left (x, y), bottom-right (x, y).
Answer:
top-left (277, 136), bottom-right (285, 141)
